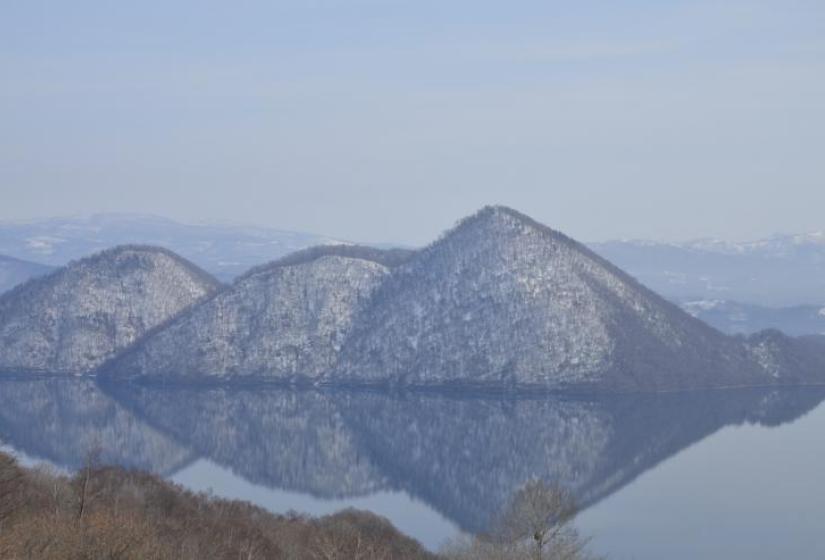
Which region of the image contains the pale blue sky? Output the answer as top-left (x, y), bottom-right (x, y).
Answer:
top-left (2, 1), bottom-right (824, 244)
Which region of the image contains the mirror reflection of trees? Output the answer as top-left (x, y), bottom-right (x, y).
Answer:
top-left (0, 377), bottom-right (193, 473)
top-left (2, 377), bottom-right (824, 541)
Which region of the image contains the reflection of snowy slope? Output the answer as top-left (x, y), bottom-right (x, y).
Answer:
top-left (104, 383), bottom-right (390, 498)
top-left (104, 382), bottom-right (825, 535)
top-left (0, 378), bottom-right (194, 474)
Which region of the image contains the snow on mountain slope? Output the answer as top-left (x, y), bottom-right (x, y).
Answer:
top-left (97, 207), bottom-right (825, 391)
top-left (0, 246), bottom-right (221, 374)
top-left (105, 246), bottom-right (404, 380)
top-left (336, 206), bottom-right (764, 391)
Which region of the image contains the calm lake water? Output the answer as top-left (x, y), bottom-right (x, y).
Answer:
top-left (1, 376), bottom-right (824, 559)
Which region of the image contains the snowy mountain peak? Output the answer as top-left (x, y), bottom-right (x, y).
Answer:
top-left (454, 205), bottom-right (559, 236)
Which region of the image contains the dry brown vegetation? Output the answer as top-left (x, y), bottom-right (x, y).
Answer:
top-left (0, 451), bottom-right (433, 560)
top-left (0, 451), bottom-right (598, 560)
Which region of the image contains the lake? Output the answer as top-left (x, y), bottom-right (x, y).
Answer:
top-left (1, 376), bottom-right (823, 559)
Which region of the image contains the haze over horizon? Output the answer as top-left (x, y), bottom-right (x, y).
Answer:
top-left (4, 209), bottom-right (825, 248)
top-left (3, 0), bottom-right (824, 246)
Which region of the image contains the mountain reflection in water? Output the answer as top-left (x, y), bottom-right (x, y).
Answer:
top-left (1, 377), bottom-right (824, 555)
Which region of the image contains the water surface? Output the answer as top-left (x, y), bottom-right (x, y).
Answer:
top-left (0, 376), bottom-right (823, 557)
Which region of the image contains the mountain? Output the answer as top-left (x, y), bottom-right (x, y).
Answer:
top-left (590, 232), bottom-right (825, 307)
top-left (0, 254), bottom-right (54, 294)
top-left (0, 213), bottom-right (344, 281)
top-left (102, 206), bottom-right (824, 391)
top-left (681, 300), bottom-right (825, 336)
top-left (106, 245), bottom-right (413, 380)
top-left (335, 207), bottom-right (775, 390)
top-left (0, 246), bottom-right (221, 374)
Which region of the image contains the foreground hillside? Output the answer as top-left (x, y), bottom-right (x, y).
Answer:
top-left (0, 447), bottom-right (601, 560)
top-left (0, 451), bottom-right (432, 560)
top-left (0, 246), bottom-right (221, 374)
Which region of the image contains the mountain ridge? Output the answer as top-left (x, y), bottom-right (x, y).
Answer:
top-left (104, 249), bottom-right (397, 380)
top-left (3, 206), bottom-right (825, 392)
top-left (100, 206), bottom-right (825, 392)
top-left (331, 205), bottom-right (761, 390)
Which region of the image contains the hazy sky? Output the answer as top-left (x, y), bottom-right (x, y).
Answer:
top-left (2, 1), bottom-right (824, 245)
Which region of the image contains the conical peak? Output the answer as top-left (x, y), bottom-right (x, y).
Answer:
top-left (438, 205), bottom-right (573, 251)
top-left (469, 205), bottom-right (530, 225)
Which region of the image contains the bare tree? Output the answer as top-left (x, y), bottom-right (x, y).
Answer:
top-left (30, 464), bottom-right (70, 517)
top-left (75, 446), bottom-right (102, 521)
top-left (497, 479), bottom-right (578, 560)
top-left (0, 453), bottom-right (24, 523)
top-left (443, 479), bottom-right (597, 560)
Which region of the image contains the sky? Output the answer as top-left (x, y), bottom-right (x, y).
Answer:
top-left (1, 0), bottom-right (824, 245)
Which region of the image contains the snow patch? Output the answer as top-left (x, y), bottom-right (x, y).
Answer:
top-left (682, 300), bottom-right (723, 313)
top-left (25, 236), bottom-right (65, 254)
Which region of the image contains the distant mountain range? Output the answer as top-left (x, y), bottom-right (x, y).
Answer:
top-left (681, 300), bottom-right (825, 337)
top-left (591, 233), bottom-right (825, 307)
top-left (0, 213), bottom-right (343, 282)
top-left (4, 214), bottom-right (825, 308)
top-left (2, 206), bottom-right (824, 391)
top-left (0, 254), bottom-right (54, 294)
